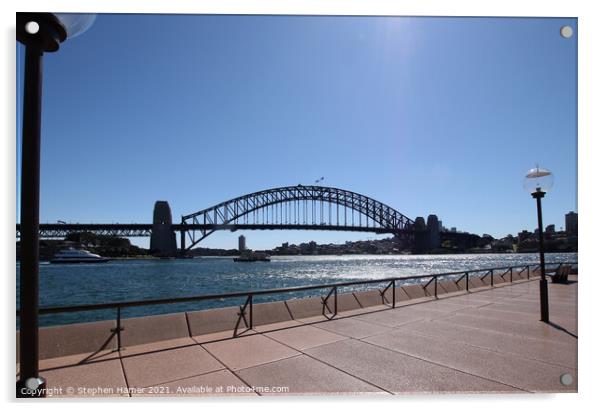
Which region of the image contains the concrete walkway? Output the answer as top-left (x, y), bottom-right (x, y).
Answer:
top-left (34, 277), bottom-right (577, 396)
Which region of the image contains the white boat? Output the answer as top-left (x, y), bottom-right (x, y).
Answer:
top-left (50, 248), bottom-right (110, 264)
top-left (233, 250), bottom-right (271, 262)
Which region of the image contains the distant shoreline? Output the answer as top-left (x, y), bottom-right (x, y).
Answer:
top-left (17, 250), bottom-right (577, 264)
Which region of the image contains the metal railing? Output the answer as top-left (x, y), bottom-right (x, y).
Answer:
top-left (17, 261), bottom-right (576, 349)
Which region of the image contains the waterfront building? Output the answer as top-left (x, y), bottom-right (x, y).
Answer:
top-left (238, 235), bottom-right (246, 252)
top-left (518, 230), bottom-right (531, 243)
top-left (545, 224), bottom-right (556, 234)
top-left (565, 212), bottom-right (578, 234)
top-left (414, 217), bottom-right (426, 230)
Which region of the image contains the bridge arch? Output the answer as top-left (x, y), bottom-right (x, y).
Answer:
top-left (180, 185), bottom-right (414, 250)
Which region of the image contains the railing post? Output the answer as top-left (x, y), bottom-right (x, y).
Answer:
top-left (510, 267), bottom-right (513, 283)
top-left (465, 272), bottom-right (469, 292)
top-left (434, 276), bottom-right (438, 298)
top-left (490, 270), bottom-right (494, 287)
top-left (527, 265), bottom-right (530, 280)
top-left (334, 287), bottom-right (338, 316)
top-left (392, 280), bottom-right (396, 308)
top-left (249, 294), bottom-right (253, 329)
top-left (116, 306), bottom-right (122, 351)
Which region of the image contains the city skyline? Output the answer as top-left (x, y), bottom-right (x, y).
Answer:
top-left (16, 15), bottom-right (577, 250)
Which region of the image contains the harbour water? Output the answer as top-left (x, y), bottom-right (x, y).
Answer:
top-left (17, 253), bottom-right (576, 327)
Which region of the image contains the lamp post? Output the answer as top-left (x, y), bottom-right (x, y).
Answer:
top-left (16, 12), bottom-right (94, 398)
top-left (524, 166), bottom-right (554, 323)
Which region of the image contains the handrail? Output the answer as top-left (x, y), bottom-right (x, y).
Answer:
top-left (16, 260), bottom-right (576, 352)
top-left (17, 261), bottom-right (576, 316)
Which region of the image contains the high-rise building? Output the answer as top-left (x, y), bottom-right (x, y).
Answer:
top-left (565, 212), bottom-right (578, 234)
top-left (518, 230), bottom-right (531, 242)
top-left (427, 214), bottom-right (441, 249)
top-left (238, 235), bottom-right (246, 252)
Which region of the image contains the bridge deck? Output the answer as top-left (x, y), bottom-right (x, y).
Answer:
top-left (24, 278), bottom-right (577, 396)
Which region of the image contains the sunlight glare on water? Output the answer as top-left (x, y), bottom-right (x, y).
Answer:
top-left (17, 253), bottom-right (576, 327)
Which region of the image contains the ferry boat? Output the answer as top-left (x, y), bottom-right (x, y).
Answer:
top-left (233, 250), bottom-right (271, 262)
top-left (50, 248), bottom-right (110, 264)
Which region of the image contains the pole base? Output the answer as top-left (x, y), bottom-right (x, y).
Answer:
top-left (539, 279), bottom-right (549, 323)
top-left (16, 377), bottom-right (47, 398)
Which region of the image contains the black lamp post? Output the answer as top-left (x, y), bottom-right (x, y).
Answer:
top-left (16, 12), bottom-right (94, 398)
top-left (524, 166), bottom-right (554, 323)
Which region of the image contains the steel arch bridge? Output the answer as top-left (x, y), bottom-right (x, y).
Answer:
top-left (180, 185), bottom-right (414, 251)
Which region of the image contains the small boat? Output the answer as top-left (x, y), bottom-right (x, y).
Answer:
top-left (50, 248), bottom-right (110, 264)
top-left (233, 251), bottom-right (271, 262)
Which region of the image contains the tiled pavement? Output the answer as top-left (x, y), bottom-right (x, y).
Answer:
top-left (35, 277), bottom-right (578, 396)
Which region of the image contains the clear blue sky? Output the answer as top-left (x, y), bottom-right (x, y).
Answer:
top-left (16, 15), bottom-right (577, 250)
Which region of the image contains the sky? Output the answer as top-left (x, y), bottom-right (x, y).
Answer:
top-left (16, 14), bottom-right (577, 250)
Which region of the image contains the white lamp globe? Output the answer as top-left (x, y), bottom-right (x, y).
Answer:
top-left (524, 166), bottom-right (554, 194)
top-left (53, 13), bottom-right (96, 39)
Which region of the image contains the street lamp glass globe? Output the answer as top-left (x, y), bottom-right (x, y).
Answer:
top-left (53, 13), bottom-right (96, 39)
top-left (524, 166), bottom-right (554, 194)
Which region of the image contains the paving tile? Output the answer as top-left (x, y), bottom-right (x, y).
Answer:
top-left (305, 339), bottom-right (517, 394)
top-left (511, 295), bottom-right (577, 305)
top-left (445, 313), bottom-right (577, 344)
top-left (40, 357), bottom-right (128, 397)
top-left (253, 320), bottom-right (303, 333)
top-left (364, 329), bottom-right (576, 392)
top-left (202, 334), bottom-right (300, 370)
top-left (456, 305), bottom-right (577, 328)
top-left (297, 315), bottom-right (332, 325)
top-left (192, 328), bottom-right (256, 344)
top-left (398, 319), bottom-right (577, 368)
top-left (436, 294), bottom-right (494, 307)
top-left (483, 302), bottom-right (577, 320)
top-left (134, 369), bottom-right (257, 397)
top-left (400, 305), bottom-right (459, 320)
top-left (352, 308), bottom-right (427, 328)
top-left (337, 305), bottom-right (391, 318)
top-left (39, 349), bottom-right (120, 372)
top-left (122, 344), bottom-right (223, 388)
top-left (266, 324), bottom-right (348, 350)
top-left (236, 354), bottom-right (384, 395)
top-left (412, 300), bottom-right (471, 313)
top-left (120, 337), bottom-right (197, 356)
top-left (467, 289), bottom-right (518, 300)
top-left (311, 317), bottom-right (391, 339)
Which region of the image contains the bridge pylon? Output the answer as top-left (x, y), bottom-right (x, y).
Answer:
top-left (149, 201), bottom-right (177, 257)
